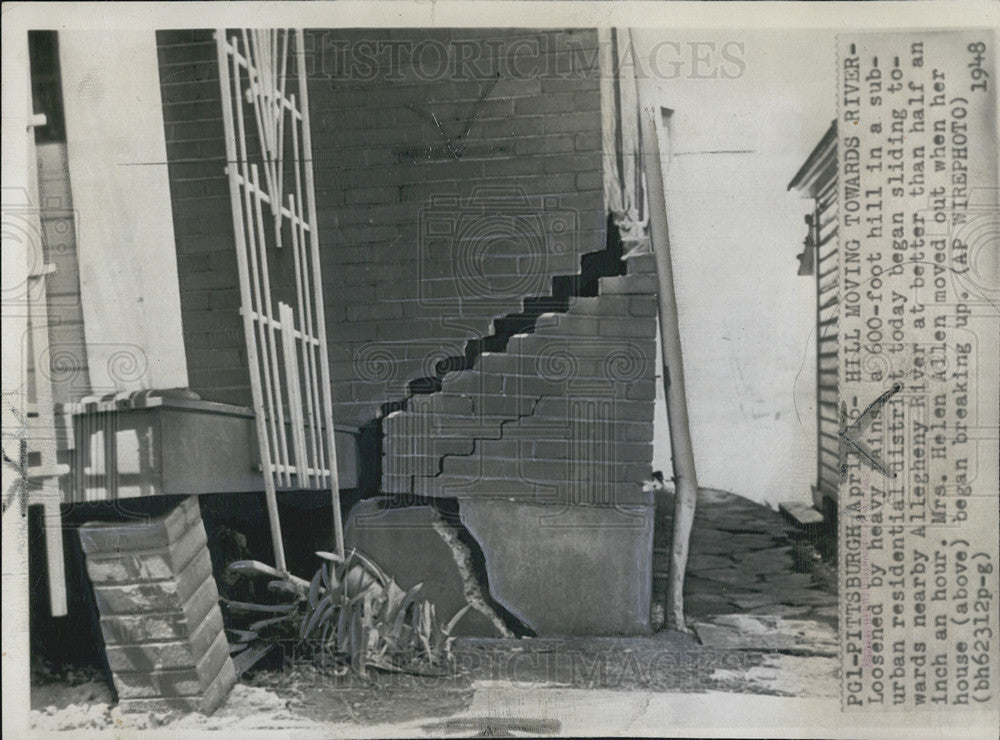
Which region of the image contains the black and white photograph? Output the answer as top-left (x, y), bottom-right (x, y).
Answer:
top-left (3, 2), bottom-right (998, 737)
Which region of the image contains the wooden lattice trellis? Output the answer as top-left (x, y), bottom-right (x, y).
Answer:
top-left (216, 28), bottom-right (344, 572)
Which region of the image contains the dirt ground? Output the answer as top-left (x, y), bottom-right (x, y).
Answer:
top-left (29, 488), bottom-right (839, 733)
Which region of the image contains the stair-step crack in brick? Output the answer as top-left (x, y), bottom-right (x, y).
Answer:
top-left (382, 245), bottom-right (658, 504)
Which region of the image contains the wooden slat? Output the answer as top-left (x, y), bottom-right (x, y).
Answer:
top-left (297, 28), bottom-right (344, 557)
top-left (25, 118), bottom-right (68, 616)
top-left (250, 164), bottom-right (293, 487)
top-left (818, 262), bottom-right (838, 282)
top-left (815, 176), bottom-right (837, 206)
top-left (820, 439), bottom-right (840, 457)
top-left (819, 459), bottom-right (841, 477)
top-left (232, 49), bottom-right (285, 487)
top-left (217, 30), bottom-right (287, 573)
top-left (289, 191), bottom-right (326, 487)
top-left (279, 302), bottom-right (311, 488)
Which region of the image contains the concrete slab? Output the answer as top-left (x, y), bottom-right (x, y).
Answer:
top-left (460, 499), bottom-right (654, 636)
top-left (780, 501), bottom-right (825, 526)
top-left (692, 614), bottom-right (838, 656)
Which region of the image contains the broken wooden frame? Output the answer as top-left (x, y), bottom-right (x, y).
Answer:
top-left (216, 28), bottom-right (344, 572)
top-left (600, 27), bottom-right (649, 249)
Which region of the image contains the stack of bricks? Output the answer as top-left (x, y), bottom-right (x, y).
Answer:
top-left (78, 496), bottom-right (235, 715)
top-left (383, 251), bottom-right (658, 507)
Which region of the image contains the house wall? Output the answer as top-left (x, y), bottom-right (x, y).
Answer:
top-left (632, 29), bottom-right (833, 508)
top-left (156, 29), bottom-right (606, 428)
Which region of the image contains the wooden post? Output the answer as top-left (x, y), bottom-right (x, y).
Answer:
top-left (639, 105), bottom-right (700, 632)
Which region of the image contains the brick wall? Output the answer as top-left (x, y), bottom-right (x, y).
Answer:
top-left (156, 29), bottom-right (605, 426)
top-left (157, 31), bottom-right (248, 406)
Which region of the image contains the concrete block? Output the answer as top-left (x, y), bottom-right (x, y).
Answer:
top-left (104, 607), bottom-right (225, 672)
top-left (468, 392), bottom-right (538, 418)
top-left (99, 575), bottom-right (219, 645)
top-left (533, 439), bottom-right (652, 463)
top-left (110, 619), bottom-right (231, 697)
top-left (383, 433), bottom-right (475, 459)
top-left (383, 452), bottom-right (440, 477)
top-left (441, 370), bottom-right (504, 395)
top-left (598, 317), bottom-right (657, 338)
top-left (542, 314), bottom-right (601, 336)
top-left (624, 253), bottom-right (657, 275)
top-left (429, 394), bottom-right (475, 416)
top-left (344, 499), bottom-right (508, 637)
top-left (566, 295), bottom-right (630, 317)
top-left (459, 499), bottom-right (654, 635)
top-left (628, 295), bottom-right (658, 317)
top-left (79, 496), bottom-right (202, 554)
top-left (380, 473), bottom-right (413, 494)
top-left (498, 373), bottom-right (566, 398)
top-left (116, 656), bottom-right (236, 715)
top-left (92, 547), bottom-right (212, 615)
top-left (84, 518), bottom-right (207, 584)
top-left (779, 501), bottom-right (825, 526)
top-left (533, 397), bottom-right (654, 423)
top-left (598, 275), bottom-right (657, 295)
top-left (625, 380), bottom-right (656, 401)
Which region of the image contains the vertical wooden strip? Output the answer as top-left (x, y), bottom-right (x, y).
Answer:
top-left (216, 31), bottom-right (286, 572)
top-left (288, 194), bottom-right (321, 488)
top-left (296, 29), bottom-right (344, 557)
top-left (243, 30), bottom-right (276, 212)
top-left (105, 410), bottom-right (117, 500)
top-left (598, 27), bottom-right (623, 218)
top-left (250, 163), bottom-right (293, 484)
top-left (25, 114), bottom-right (67, 615)
top-left (276, 30), bottom-right (289, 230)
top-left (290, 106), bottom-right (328, 485)
top-left (279, 302), bottom-right (308, 485)
top-left (618, 29), bottom-right (641, 222)
top-left (294, 188), bottom-right (326, 486)
top-left (42, 502), bottom-right (66, 615)
top-left (233, 50), bottom-right (286, 487)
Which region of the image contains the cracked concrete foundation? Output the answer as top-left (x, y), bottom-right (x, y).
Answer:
top-left (343, 498), bottom-right (511, 638)
top-left (459, 498), bottom-right (655, 636)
